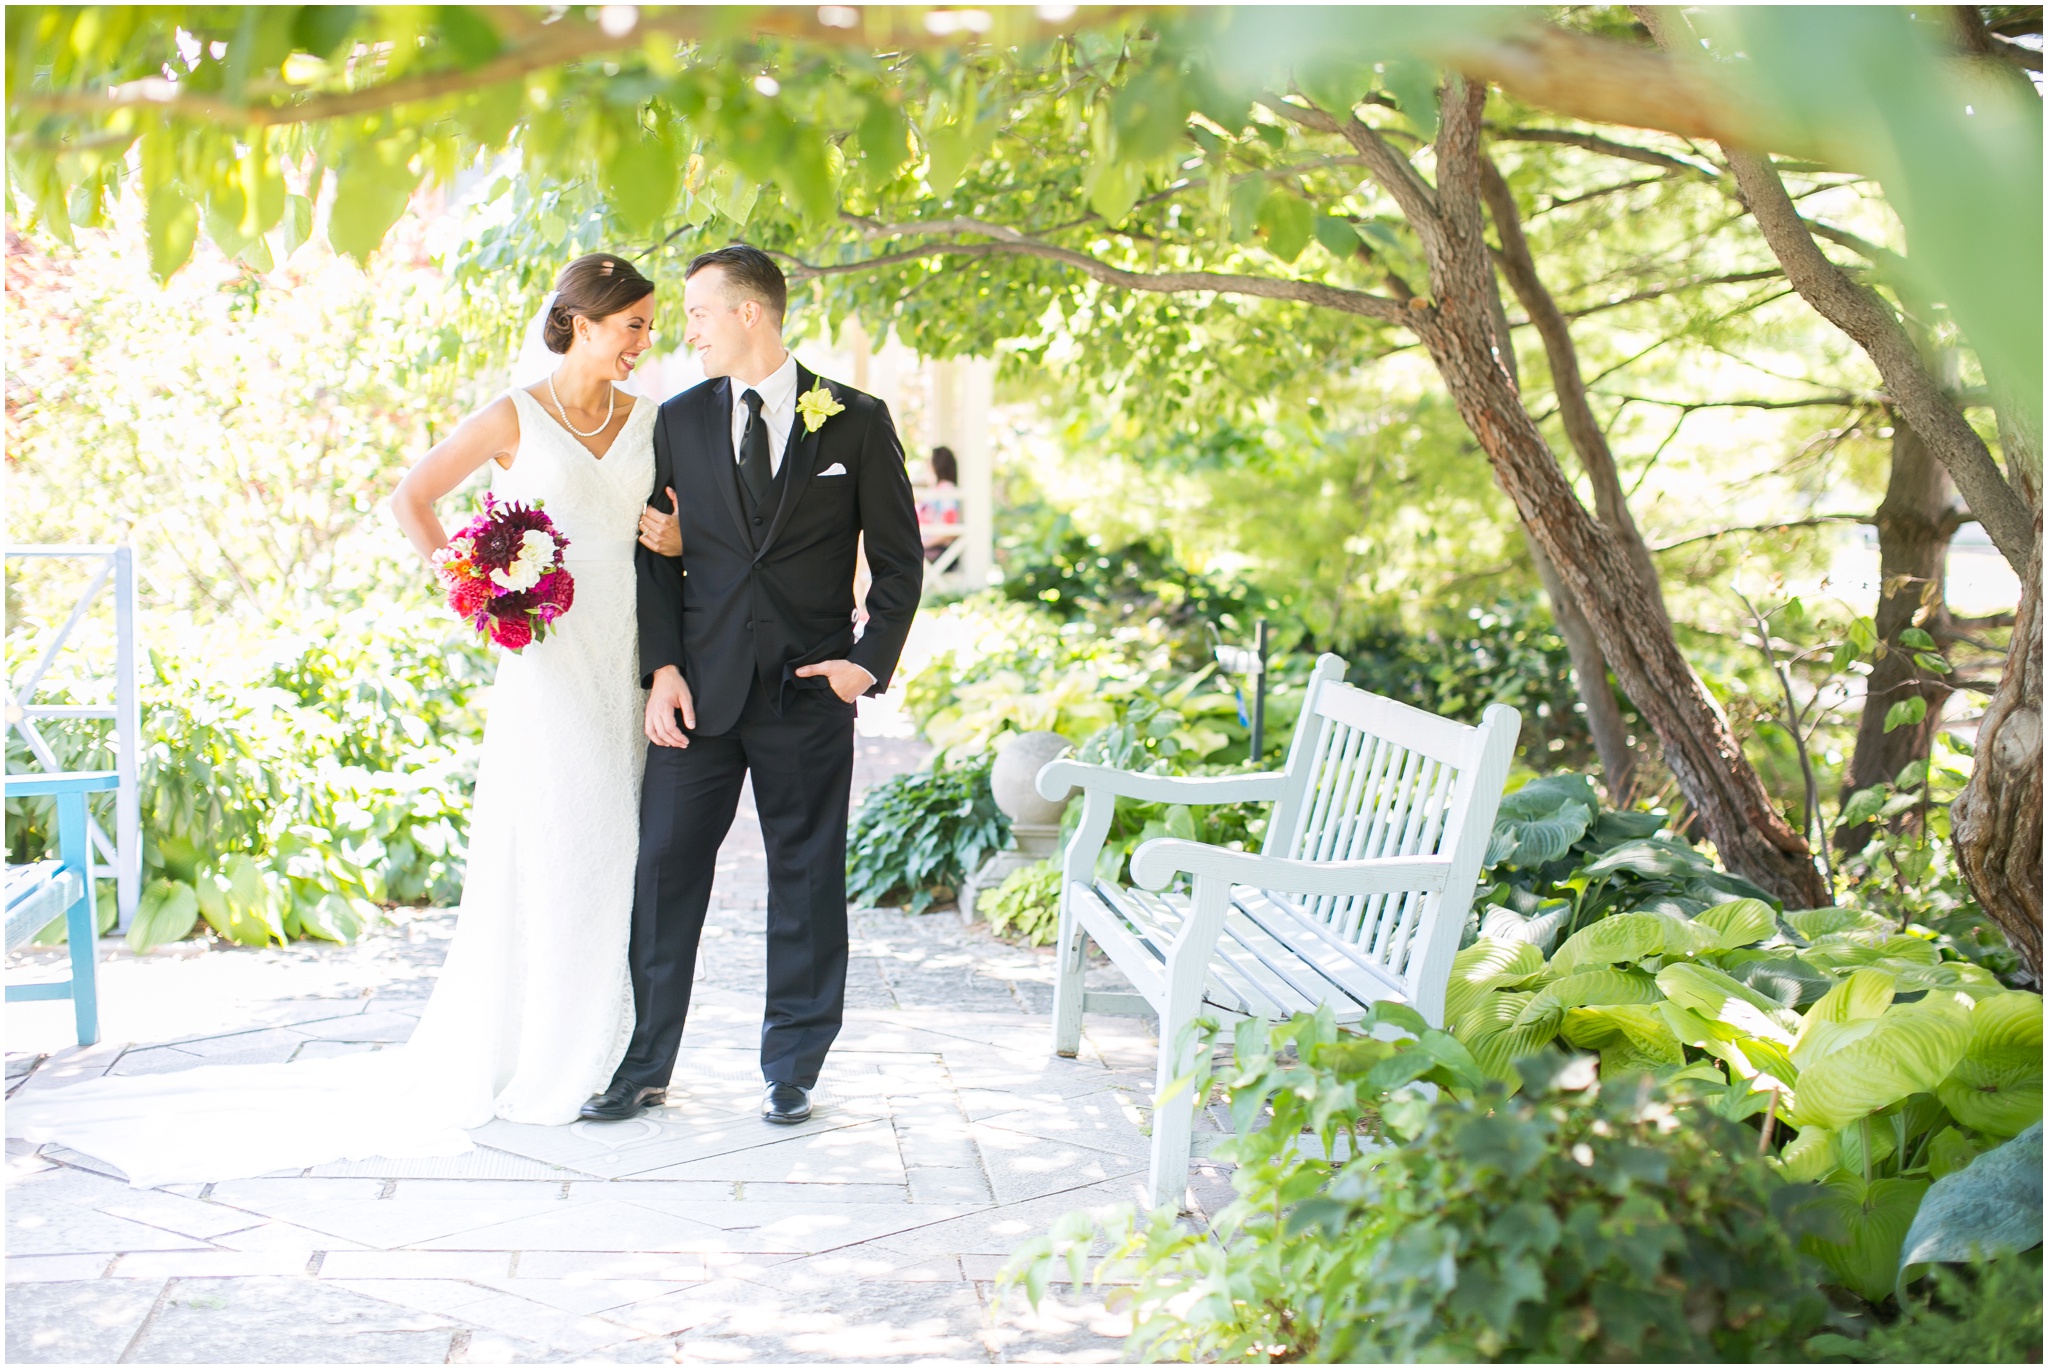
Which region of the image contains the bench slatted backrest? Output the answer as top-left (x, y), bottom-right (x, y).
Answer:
top-left (1262, 655), bottom-right (1516, 1016)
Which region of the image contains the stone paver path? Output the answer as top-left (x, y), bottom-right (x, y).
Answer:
top-left (6, 726), bottom-right (1231, 1363)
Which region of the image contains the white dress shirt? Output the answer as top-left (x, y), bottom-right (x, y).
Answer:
top-left (729, 352), bottom-right (800, 477)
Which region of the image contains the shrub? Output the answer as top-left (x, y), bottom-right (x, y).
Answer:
top-left (1015, 1009), bottom-right (1832, 1362)
top-left (977, 860), bottom-right (1061, 945)
top-left (846, 760), bottom-right (1009, 914)
top-left (1829, 1251), bottom-right (2044, 1363)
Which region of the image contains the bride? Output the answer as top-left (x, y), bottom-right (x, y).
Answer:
top-left (10, 253), bottom-right (669, 1185)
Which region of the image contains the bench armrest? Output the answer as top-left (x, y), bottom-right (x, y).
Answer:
top-left (1129, 839), bottom-right (1456, 899)
top-left (1036, 759), bottom-right (1288, 808)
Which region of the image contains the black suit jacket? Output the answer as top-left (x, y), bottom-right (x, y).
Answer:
top-left (636, 364), bottom-right (923, 738)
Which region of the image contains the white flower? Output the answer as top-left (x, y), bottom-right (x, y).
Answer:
top-left (489, 529), bottom-right (559, 593)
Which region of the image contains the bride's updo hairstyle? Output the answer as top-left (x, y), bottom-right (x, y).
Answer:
top-left (543, 254), bottom-right (655, 354)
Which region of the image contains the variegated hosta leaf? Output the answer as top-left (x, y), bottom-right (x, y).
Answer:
top-left (1512, 968), bottom-right (1662, 1030)
top-left (1694, 897), bottom-right (1777, 949)
top-left (1791, 1001), bottom-right (1972, 1131)
top-left (1781, 1126), bottom-right (1838, 1181)
top-left (1800, 1175), bottom-right (1930, 1304)
top-left (1456, 990), bottom-right (1536, 1040)
top-left (1656, 961), bottom-right (1802, 1043)
top-left (1558, 1004), bottom-right (1686, 1073)
top-left (1936, 992), bottom-right (2043, 1138)
top-left (1443, 938), bottom-right (1545, 1027)
top-left (1466, 1020), bottom-right (1559, 1088)
top-left (1786, 906), bottom-right (1892, 941)
top-left (1719, 951), bottom-right (1834, 1010)
top-left (1792, 969), bottom-right (1897, 1068)
top-left (1547, 912), bottom-right (1669, 977)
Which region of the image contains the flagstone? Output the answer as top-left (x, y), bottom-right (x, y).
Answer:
top-left (4, 1277), bottom-right (165, 1362)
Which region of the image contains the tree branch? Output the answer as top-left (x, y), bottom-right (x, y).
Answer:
top-left (1555, 268), bottom-right (1784, 321)
top-left (1489, 126), bottom-right (1721, 178)
top-left (1479, 150), bottom-right (1660, 587)
top-left (1652, 514), bottom-right (1875, 552)
top-left (1260, 96), bottom-right (1441, 224)
top-left (1602, 391), bottom-right (1879, 412)
top-left (14, 6), bottom-right (1114, 129)
top-left (1634, 5), bottom-right (2035, 573)
top-left (782, 223), bottom-right (1410, 324)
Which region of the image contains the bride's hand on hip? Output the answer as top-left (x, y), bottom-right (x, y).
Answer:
top-left (638, 489), bottom-right (682, 557)
top-left (646, 666), bottom-right (695, 748)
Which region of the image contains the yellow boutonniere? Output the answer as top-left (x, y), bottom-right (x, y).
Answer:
top-left (796, 380), bottom-right (845, 434)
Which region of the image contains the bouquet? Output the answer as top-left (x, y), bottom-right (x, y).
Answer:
top-left (432, 494), bottom-right (575, 651)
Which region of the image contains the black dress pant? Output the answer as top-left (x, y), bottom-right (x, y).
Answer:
top-left (616, 678), bottom-right (856, 1091)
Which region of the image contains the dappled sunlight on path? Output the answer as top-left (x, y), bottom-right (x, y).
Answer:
top-left (4, 724), bottom-right (1211, 1363)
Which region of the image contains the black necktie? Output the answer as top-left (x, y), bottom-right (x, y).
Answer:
top-left (737, 389), bottom-right (772, 511)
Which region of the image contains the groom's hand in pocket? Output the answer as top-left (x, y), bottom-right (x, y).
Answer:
top-left (646, 665), bottom-right (695, 748)
top-left (795, 660), bottom-right (876, 703)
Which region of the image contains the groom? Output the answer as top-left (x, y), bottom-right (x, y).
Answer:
top-left (584, 244), bottom-right (923, 1125)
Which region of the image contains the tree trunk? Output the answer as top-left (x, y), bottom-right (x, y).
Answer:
top-left (1951, 537), bottom-right (2043, 978)
top-left (1838, 418), bottom-right (1962, 854)
top-left (1415, 79), bottom-right (1832, 907)
top-left (1527, 531), bottom-right (1641, 802)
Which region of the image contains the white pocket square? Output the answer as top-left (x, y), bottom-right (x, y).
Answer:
top-left (816, 463), bottom-right (849, 477)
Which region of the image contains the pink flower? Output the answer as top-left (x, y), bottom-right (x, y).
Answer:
top-left (534, 570), bottom-right (575, 622)
top-left (491, 614), bottom-right (534, 651)
top-left (448, 576), bottom-right (493, 619)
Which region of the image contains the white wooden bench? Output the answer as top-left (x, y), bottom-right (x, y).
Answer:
top-left (1035, 654), bottom-right (1519, 1209)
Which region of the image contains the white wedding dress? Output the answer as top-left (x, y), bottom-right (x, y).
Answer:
top-left (8, 388), bottom-right (655, 1187)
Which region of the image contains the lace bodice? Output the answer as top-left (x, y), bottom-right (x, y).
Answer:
top-left (497, 387), bottom-right (655, 562)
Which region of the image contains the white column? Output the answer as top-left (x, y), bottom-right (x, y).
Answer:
top-left (957, 359), bottom-right (994, 588)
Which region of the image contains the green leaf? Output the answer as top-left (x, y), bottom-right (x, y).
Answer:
top-left (1937, 992), bottom-right (2043, 1137)
top-left (433, 5), bottom-right (503, 68)
top-left (1085, 157), bottom-right (1144, 228)
top-left (1883, 695), bottom-right (1929, 733)
top-left (1444, 938), bottom-right (1545, 1026)
top-left (328, 140), bottom-right (420, 265)
top-left (1897, 1124), bottom-right (2041, 1284)
top-left (1656, 961), bottom-right (1801, 1043)
top-left (1313, 214), bottom-right (1362, 259)
top-left (1694, 897), bottom-right (1776, 949)
top-left (1548, 911), bottom-right (1670, 977)
top-left (857, 95), bottom-right (914, 184)
top-left (1379, 57), bottom-right (1440, 139)
top-left (1512, 967), bottom-right (1662, 1030)
top-left (1838, 785), bottom-right (1889, 829)
top-left (603, 128), bottom-right (680, 235)
top-left (1898, 627), bottom-right (1938, 650)
top-left (1925, 1126), bottom-right (1981, 1180)
top-left (146, 185), bottom-right (199, 282)
top-left (1800, 1174), bottom-right (1930, 1303)
top-left (1255, 187), bottom-right (1314, 263)
top-left (1559, 1003), bottom-right (1687, 1072)
top-left (126, 878), bottom-right (199, 954)
top-left (1793, 1000), bottom-right (1972, 1130)
top-left (926, 86), bottom-right (1001, 200)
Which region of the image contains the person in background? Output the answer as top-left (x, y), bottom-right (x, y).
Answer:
top-left (917, 445), bottom-right (964, 563)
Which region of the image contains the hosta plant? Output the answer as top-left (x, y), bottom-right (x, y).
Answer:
top-left (1445, 900), bottom-right (2042, 1306)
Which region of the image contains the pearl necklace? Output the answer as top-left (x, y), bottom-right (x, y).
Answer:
top-left (547, 372), bottom-right (615, 438)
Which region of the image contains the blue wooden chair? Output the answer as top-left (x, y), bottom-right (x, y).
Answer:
top-left (5, 771), bottom-right (117, 1046)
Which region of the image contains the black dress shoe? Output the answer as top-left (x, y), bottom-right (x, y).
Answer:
top-left (579, 1080), bottom-right (665, 1121)
top-left (762, 1082), bottom-right (812, 1125)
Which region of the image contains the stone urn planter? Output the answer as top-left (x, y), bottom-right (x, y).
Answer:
top-left (960, 730), bottom-right (1073, 923)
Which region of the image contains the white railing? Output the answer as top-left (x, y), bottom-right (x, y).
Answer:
top-left (4, 546), bottom-right (141, 930)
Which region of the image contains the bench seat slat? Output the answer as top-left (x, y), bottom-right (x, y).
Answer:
top-left (6, 865), bottom-right (81, 953)
top-left (1234, 889), bottom-right (1412, 1005)
top-left (1086, 880), bottom-right (1390, 1024)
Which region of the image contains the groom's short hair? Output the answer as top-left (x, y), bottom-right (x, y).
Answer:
top-left (686, 244), bottom-right (787, 326)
